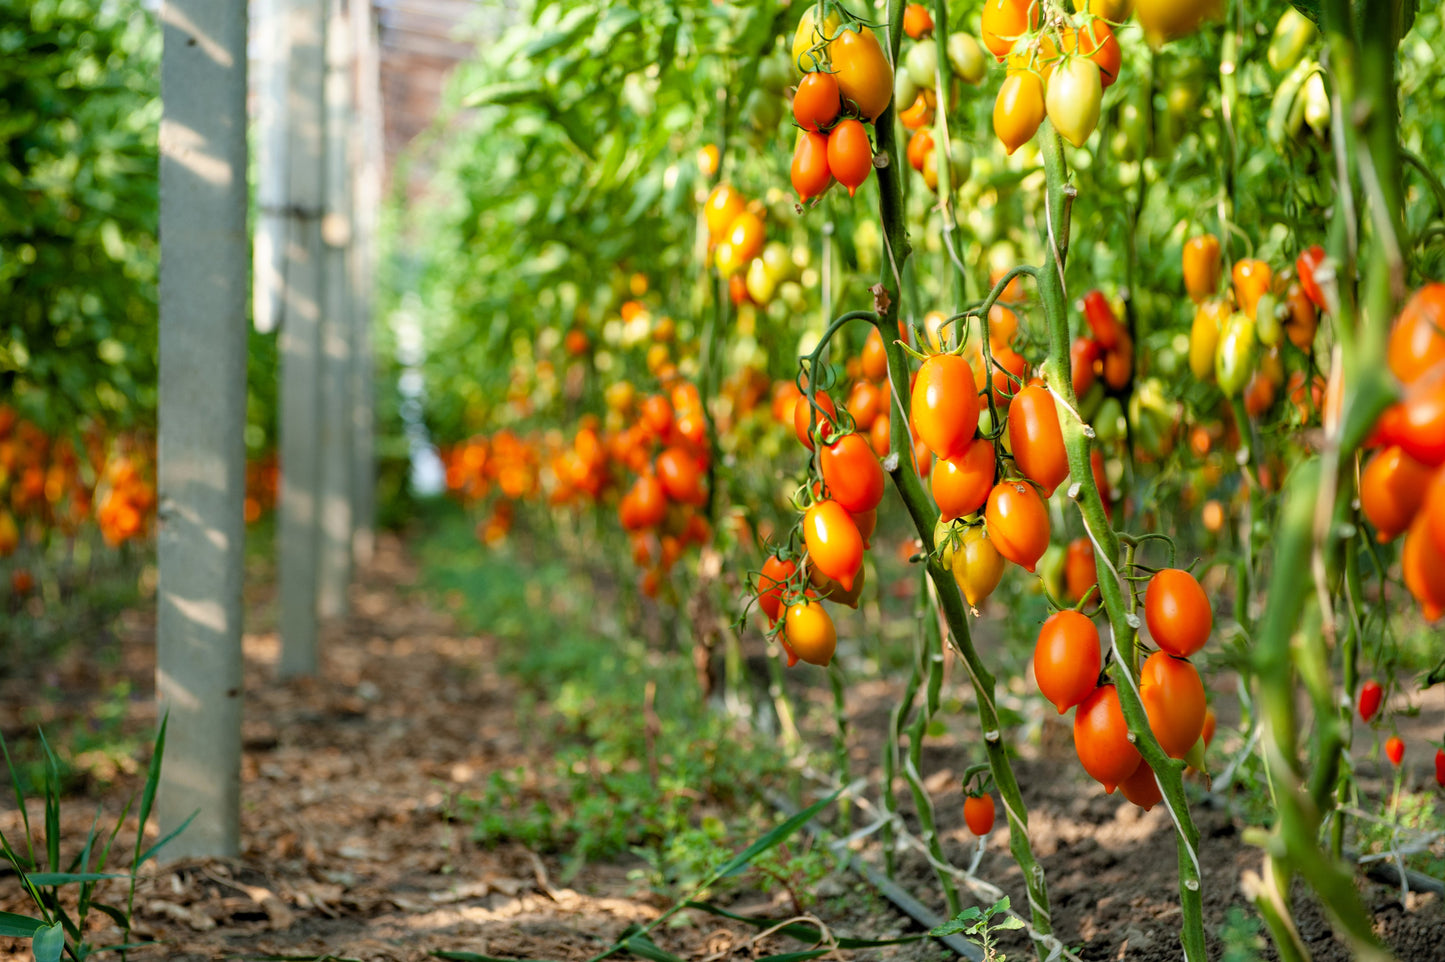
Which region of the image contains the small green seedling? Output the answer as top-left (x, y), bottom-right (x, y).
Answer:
top-left (932, 896), bottom-right (1026, 962)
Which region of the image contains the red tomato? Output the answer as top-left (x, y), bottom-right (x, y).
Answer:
top-left (1382, 376), bottom-right (1445, 466)
top-left (757, 555), bottom-right (797, 626)
top-left (1008, 384), bottom-right (1069, 497)
top-left (1296, 245), bottom-right (1328, 310)
top-left (1359, 445), bottom-right (1433, 542)
top-left (1388, 283), bottom-right (1445, 386)
top-left (1435, 747), bottom-right (1445, 788)
top-left (820, 433), bottom-right (885, 514)
top-left (1033, 609), bottom-right (1101, 713)
top-left (911, 354), bottom-right (981, 461)
top-left (1357, 679), bottom-right (1383, 723)
top-left (793, 70), bottom-right (840, 131)
top-left (1072, 337), bottom-right (1102, 396)
top-left (1144, 568), bottom-right (1212, 657)
top-left (964, 793), bottom-right (996, 835)
top-left (1425, 467), bottom-right (1445, 558)
top-left (1385, 736), bottom-right (1405, 767)
top-left (1119, 760), bottom-right (1163, 811)
top-left (655, 446), bottom-right (705, 505)
top-left (1064, 536), bottom-right (1098, 602)
top-left (791, 130), bottom-right (833, 202)
top-left (984, 479), bottom-right (1050, 572)
top-left (1139, 652), bottom-right (1207, 758)
top-left (1082, 290), bottom-right (1123, 350)
top-left (1074, 685), bottom-right (1142, 793)
top-left (826, 119), bottom-right (873, 197)
top-left (804, 500), bottom-right (865, 592)
top-left (931, 438), bottom-right (995, 521)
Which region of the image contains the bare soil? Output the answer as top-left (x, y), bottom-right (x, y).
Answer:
top-left (2, 533), bottom-right (1442, 961)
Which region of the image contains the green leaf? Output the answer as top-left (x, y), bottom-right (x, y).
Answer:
top-left (618, 932), bottom-right (683, 962)
top-left (994, 916), bottom-right (1026, 931)
top-left (25, 872), bottom-right (126, 886)
top-left (0, 912), bottom-right (46, 938)
top-left (89, 901), bottom-right (131, 931)
top-left (462, 81), bottom-right (546, 109)
top-left (523, 10), bottom-right (598, 58)
top-left (712, 789), bottom-right (840, 881)
top-left (0, 731), bottom-right (34, 867)
top-left (136, 808), bottom-right (199, 867)
top-left (135, 713), bottom-right (167, 864)
top-left (32, 922), bottom-right (65, 962)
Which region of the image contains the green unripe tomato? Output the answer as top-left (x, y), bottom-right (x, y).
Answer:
top-left (906, 39), bottom-right (939, 89)
top-left (947, 33), bottom-right (987, 85)
top-left (1215, 312), bottom-right (1258, 398)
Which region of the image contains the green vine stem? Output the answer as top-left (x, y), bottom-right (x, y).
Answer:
top-left (1033, 124), bottom-right (1207, 962)
top-left (868, 6), bottom-right (1059, 948)
top-left (903, 584), bottom-right (961, 914)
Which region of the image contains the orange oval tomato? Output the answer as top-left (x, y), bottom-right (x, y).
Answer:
top-left (906, 128), bottom-right (934, 172)
top-left (988, 304), bottom-right (1020, 348)
top-left (1231, 259), bottom-right (1272, 321)
top-left (831, 25), bottom-right (894, 122)
top-left (1388, 283), bottom-right (1445, 386)
top-left (898, 89), bottom-right (937, 130)
top-left (869, 410), bottom-right (892, 457)
top-left (981, 0), bottom-right (1040, 60)
top-left (791, 129), bottom-right (833, 202)
top-left (793, 391), bottom-right (838, 450)
top-left (964, 793), bottom-right (996, 835)
top-left (952, 523), bottom-right (1005, 606)
top-left (984, 479), bottom-right (1050, 572)
top-left (1403, 513), bottom-right (1445, 621)
top-left (846, 379), bottom-right (883, 432)
top-left (1144, 568), bottom-right (1212, 657)
top-left (804, 499), bottom-right (865, 592)
top-left (757, 555), bottom-right (797, 626)
top-left (903, 2), bottom-right (934, 39)
top-left (1424, 468), bottom-right (1445, 558)
top-left (1119, 760), bottom-right (1163, 811)
top-left (1139, 652), bottom-right (1207, 757)
top-left (1360, 445), bottom-right (1433, 542)
top-left (1064, 535), bottom-right (1098, 602)
top-left (1008, 384), bottom-right (1069, 497)
top-left (826, 119), bottom-right (873, 197)
top-left (1033, 609), bottom-right (1102, 713)
top-left (727, 210), bottom-right (765, 264)
top-left (793, 70), bottom-right (841, 132)
top-left (1384, 376), bottom-right (1445, 466)
top-left (820, 433), bottom-right (885, 514)
top-left (622, 474), bottom-right (667, 530)
top-left (1183, 234), bottom-right (1221, 304)
top-left (993, 70), bottom-right (1045, 155)
top-left (784, 601), bottom-right (838, 666)
top-left (656, 446), bottom-right (705, 505)
top-left (931, 437), bottom-right (995, 521)
top-left (911, 354), bottom-right (981, 461)
top-left (1074, 685), bottom-right (1142, 794)
top-left (641, 394), bottom-right (673, 436)
top-left (862, 326), bottom-right (890, 382)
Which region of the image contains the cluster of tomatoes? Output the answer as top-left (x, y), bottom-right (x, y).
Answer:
top-left (1069, 290), bottom-right (1134, 407)
top-left (895, 5), bottom-right (985, 192)
top-left (705, 183), bottom-right (771, 279)
top-left (1183, 234), bottom-right (1325, 421)
top-left (1034, 566), bottom-right (1215, 808)
top-left (787, 4), bottom-right (893, 202)
top-left (1355, 679), bottom-right (1445, 791)
top-left (1360, 283), bottom-right (1445, 621)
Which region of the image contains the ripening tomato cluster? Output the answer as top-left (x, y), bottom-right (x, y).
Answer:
top-left (787, 4), bottom-right (893, 202)
top-left (706, 183), bottom-right (773, 280)
top-left (1354, 679), bottom-right (1445, 789)
top-left (1069, 290), bottom-right (1135, 409)
top-left (1182, 234), bottom-right (1325, 422)
top-left (1034, 566), bottom-right (1215, 809)
top-left (1359, 283), bottom-right (1445, 620)
top-left (895, 5), bottom-right (985, 193)
top-left (0, 406), bottom-right (158, 560)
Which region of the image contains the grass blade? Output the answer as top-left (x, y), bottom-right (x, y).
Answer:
top-left (25, 872), bottom-right (127, 886)
top-left (709, 789), bottom-right (839, 883)
top-left (89, 902), bottom-right (131, 931)
top-left (616, 930), bottom-right (684, 962)
top-left (135, 808), bottom-right (198, 867)
top-left (38, 730), bottom-right (60, 873)
top-left (134, 713), bottom-right (168, 866)
top-left (0, 911), bottom-right (46, 938)
top-left (95, 794), bottom-right (134, 874)
top-left (0, 730), bottom-right (35, 867)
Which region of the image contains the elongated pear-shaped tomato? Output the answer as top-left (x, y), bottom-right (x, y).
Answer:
top-left (910, 353), bottom-right (980, 461)
top-left (1008, 384), bottom-right (1068, 496)
top-left (1074, 685), bottom-right (1141, 793)
top-left (804, 499), bottom-right (864, 592)
top-left (1033, 610), bottom-right (1101, 713)
top-left (820, 433), bottom-right (885, 514)
top-left (984, 479), bottom-right (1050, 572)
top-left (931, 437), bottom-right (994, 520)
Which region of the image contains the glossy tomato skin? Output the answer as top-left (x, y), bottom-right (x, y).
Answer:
top-left (903, 3), bottom-right (934, 39)
top-left (832, 26), bottom-right (894, 122)
top-left (820, 433), bottom-right (885, 514)
top-left (1403, 514), bottom-right (1445, 621)
top-left (1359, 445), bottom-right (1433, 542)
top-left (1072, 337), bottom-right (1102, 395)
top-left (1074, 685), bottom-right (1142, 793)
top-left (1232, 259), bottom-right (1273, 321)
top-left (981, 0), bottom-right (1040, 60)
top-left (952, 523), bottom-right (1006, 607)
top-left (784, 601), bottom-right (837, 667)
top-left (793, 70), bottom-right (840, 131)
top-left (1033, 610), bottom-right (1102, 713)
top-left (758, 555), bottom-right (797, 626)
top-left (655, 447), bottom-right (705, 505)
top-left (1389, 377), bottom-right (1445, 466)
top-left (1183, 234), bottom-right (1221, 304)
top-left (1064, 536), bottom-right (1098, 603)
top-left (1144, 568), bottom-right (1212, 656)
top-left (1009, 384), bottom-right (1068, 496)
top-left (1082, 290), bottom-right (1124, 350)
top-left (1139, 652), bottom-right (1207, 758)
top-left (1357, 679), bottom-right (1383, 723)
top-left (1385, 736), bottom-right (1405, 767)
top-left (791, 130), bottom-right (833, 202)
top-left (964, 794), bottom-right (996, 835)
top-left (993, 70), bottom-right (1045, 155)
top-left (1046, 57), bottom-right (1102, 148)
top-left (804, 499), bottom-right (864, 592)
top-left (911, 354), bottom-right (981, 461)
top-left (827, 119), bottom-right (873, 197)
top-left (1425, 468), bottom-right (1445, 558)
top-left (1388, 283), bottom-right (1445, 386)
top-left (1119, 760), bottom-right (1163, 811)
top-left (931, 437), bottom-right (995, 521)
top-left (984, 479), bottom-right (1050, 572)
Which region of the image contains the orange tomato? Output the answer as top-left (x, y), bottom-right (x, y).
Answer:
top-left (1033, 609), bottom-right (1102, 713)
top-left (1388, 283), bottom-right (1445, 386)
top-left (826, 119), bottom-right (873, 197)
top-left (1119, 760), bottom-right (1163, 811)
top-left (993, 70), bottom-right (1045, 155)
top-left (911, 354), bottom-right (981, 461)
top-left (793, 391), bottom-right (838, 450)
top-left (1008, 384), bottom-right (1068, 497)
top-left (1074, 685), bottom-right (1142, 793)
top-left (903, 2), bottom-right (934, 39)
top-left (1182, 234), bottom-right (1221, 304)
top-left (862, 326), bottom-right (890, 381)
top-left (981, 0), bottom-right (1041, 60)
top-left (931, 437), bottom-right (996, 521)
top-left (793, 70), bottom-right (841, 131)
top-left (1139, 652), bottom-right (1207, 757)
top-left (1064, 535), bottom-right (1098, 602)
top-left (831, 25), bottom-right (894, 122)
top-left (820, 433), bottom-right (886, 514)
top-left (791, 129), bottom-right (833, 203)
top-left (784, 601), bottom-right (838, 666)
top-left (804, 499), bottom-right (865, 592)
top-left (1359, 445), bottom-right (1433, 542)
top-left (1144, 568), bottom-right (1212, 657)
top-left (984, 479), bottom-right (1051, 572)
top-left (1231, 259), bottom-right (1272, 321)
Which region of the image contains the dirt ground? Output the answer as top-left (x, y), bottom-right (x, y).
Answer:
top-left (2, 534), bottom-right (1442, 961)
